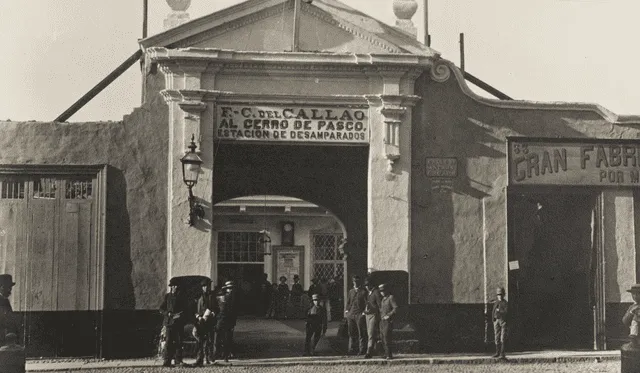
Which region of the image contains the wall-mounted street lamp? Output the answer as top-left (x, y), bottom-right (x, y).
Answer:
top-left (180, 134), bottom-right (205, 226)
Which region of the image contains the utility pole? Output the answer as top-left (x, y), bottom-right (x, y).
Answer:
top-left (292, 0), bottom-right (301, 52)
top-left (459, 33), bottom-right (465, 71)
top-left (143, 0), bottom-right (149, 38)
top-left (424, 0), bottom-right (430, 46)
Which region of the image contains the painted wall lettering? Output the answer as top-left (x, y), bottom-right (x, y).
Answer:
top-left (216, 105), bottom-right (369, 144)
top-left (509, 140), bottom-right (640, 186)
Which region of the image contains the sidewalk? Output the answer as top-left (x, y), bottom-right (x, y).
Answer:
top-left (25, 350), bottom-right (621, 371)
top-left (22, 317), bottom-right (622, 371)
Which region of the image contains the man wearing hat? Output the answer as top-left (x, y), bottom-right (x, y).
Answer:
top-left (363, 278), bottom-right (382, 359)
top-left (194, 278), bottom-right (216, 366)
top-left (160, 278), bottom-right (187, 367)
top-left (623, 284), bottom-right (640, 343)
top-left (378, 284), bottom-right (398, 360)
top-left (215, 281), bottom-right (237, 362)
top-left (344, 275), bottom-right (368, 355)
top-left (290, 275), bottom-right (304, 319)
top-left (303, 293), bottom-right (327, 356)
top-left (491, 287), bottom-right (509, 359)
top-left (0, 274), bottom-right (16, 347)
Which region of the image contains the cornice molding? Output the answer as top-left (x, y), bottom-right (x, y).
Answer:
top-left (148, 47), bottom-right (433, 68)
top-left (431, 58), bottom-right (640, 125)
top-left (161, 89), bottom-right (372, 107)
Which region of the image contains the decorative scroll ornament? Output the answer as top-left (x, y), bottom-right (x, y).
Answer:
top-left (429, 60), bottom-right (451, 83)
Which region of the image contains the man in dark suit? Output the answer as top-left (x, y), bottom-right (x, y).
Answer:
top-left (194, 279), bottom-right (216, 366)
top-left (378, 284), bottom-right (398, 360)
top-left (160, 278), bottom-right (187, 367)
top-left (363, 278), bottom-right (382, 358)
top-left (215, 281), bottom-right (237, 362)
top-left (491, 287), bottom-right (509, 359)
top-left (303, 293), bottom-right (327, 356)
top-left (0, 274), bottom-right (16, 347)
top-left (344, 275), bottom-right (367, 355)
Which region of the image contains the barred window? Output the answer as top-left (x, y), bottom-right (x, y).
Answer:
top-left (217, 231), bottom-right (265, 263)
top-left (33, 178), bottom-right (57, 199)
top-left (65, 178), bottom-right (93, 199)
top-left (313, 233), bottom-right (344, 261)
top-left (0, 179), bottom-right (25, 199)
top-left (312, 233), bottom-right (344, 282)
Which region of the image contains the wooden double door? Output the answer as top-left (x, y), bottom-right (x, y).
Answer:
top-left (0, 166), bottom-right (105, 356)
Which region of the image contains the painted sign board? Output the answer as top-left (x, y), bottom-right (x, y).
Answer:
top-left (425, 157), bottom-right (458, 177)
top-left (215, 105), bottom-right (369, 144)
top-left (509, 139), bottom-right (640, 186)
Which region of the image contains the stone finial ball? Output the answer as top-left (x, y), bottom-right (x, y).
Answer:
top-left (393, 0), bottom-right (418, 20)
top-left (166, 0), bottom-right (191, 12)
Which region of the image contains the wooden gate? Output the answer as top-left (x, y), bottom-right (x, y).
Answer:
top-left (0, 165), bottom-right (106, 357)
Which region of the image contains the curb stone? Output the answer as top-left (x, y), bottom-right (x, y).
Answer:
top-left (26, 354), bottom-right (621, 371)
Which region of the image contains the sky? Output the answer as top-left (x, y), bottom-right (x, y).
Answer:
top-left (0, 0), bottom-right (639, 122)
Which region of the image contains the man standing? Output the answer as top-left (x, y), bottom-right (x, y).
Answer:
top-left (259, 273), bottom-right (272, 318)
top-left (363, 279), bottom-right (381, 358)
top-left (194, 279), bottom-right (216, 366)
top-left (160, 279), bottom-right (186, 367)
top-left (344, 275), bottom-right (367, 355)
top-left (291, 275), bottom-right (304, 319)
top-left (0, 274), bottom-right (16, 347)
top-left (491, 287), bottom-right (509, 359)
top-left (378, 284), bottom-right (398, 360)
top-left (303, 294), bottom-right (327, 356)
top-left (276, 276), bottom-right (290, 320)
top-left (216, 281), bottom-right (237, 362)
top-left (622, 284), bottom-right (640, 343)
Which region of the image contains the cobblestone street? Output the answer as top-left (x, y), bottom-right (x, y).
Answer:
top-left (34, 361), bottom-right (617, 373)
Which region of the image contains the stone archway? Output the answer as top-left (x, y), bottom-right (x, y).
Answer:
top-left (211, 143), bottom-right (369, 283)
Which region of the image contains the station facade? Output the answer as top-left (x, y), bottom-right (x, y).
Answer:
top-left (1, 0), bottom-right (639, 358)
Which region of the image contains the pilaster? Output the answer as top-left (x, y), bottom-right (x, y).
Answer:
top-left (366, 76), bottom-right (419, 275)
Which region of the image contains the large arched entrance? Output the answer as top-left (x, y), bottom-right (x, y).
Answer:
top-left (211, 143), bottom-right (369, 290)
top-left (211, 193), bottom-right (349, 318)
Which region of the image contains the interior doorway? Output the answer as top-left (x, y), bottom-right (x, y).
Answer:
top-left (508, 189), bottom-right (599, 349)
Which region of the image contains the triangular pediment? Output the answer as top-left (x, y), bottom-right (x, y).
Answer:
top-left (140, 0), bottom-right (437, 56)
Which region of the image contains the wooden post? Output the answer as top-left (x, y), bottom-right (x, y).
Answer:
top-left (459, 32), bottom-right (465, 71)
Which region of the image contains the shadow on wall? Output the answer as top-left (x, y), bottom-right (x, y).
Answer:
top-left (104, 166), bottom-right (135, 309)
top-left (412, 72), bottom-right (610, 305)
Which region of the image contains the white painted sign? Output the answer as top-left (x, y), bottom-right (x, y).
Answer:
top-left (215, 105), bottom-right (369, 144)
top-left (509, 140), bottom-right (640, 186)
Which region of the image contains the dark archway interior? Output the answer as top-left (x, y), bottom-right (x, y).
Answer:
top-left (509, 191), bottom-right (596, 349)
top-left (211, 143), bottom-right (369, 282)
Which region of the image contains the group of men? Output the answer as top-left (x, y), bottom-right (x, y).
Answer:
top-left (344, 275), bottom-right (398, 360)
top-left (159, 278), bottom-right (237, 367)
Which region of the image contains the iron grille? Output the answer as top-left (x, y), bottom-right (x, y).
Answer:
top-left (33, 178), bottom-right (57, 199)
top-left (217, 231), bottom-right (265, 263)
top-left (0, 179), bottom-right (25, 199)
top-left (312, 233), bottom-right (344, 282)
top-left (65, 179), bottom-right (93, 199)
top-left (313, 233), bottom-right (343, 260)
top-left (313, 262), bottom-right (344, 283)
